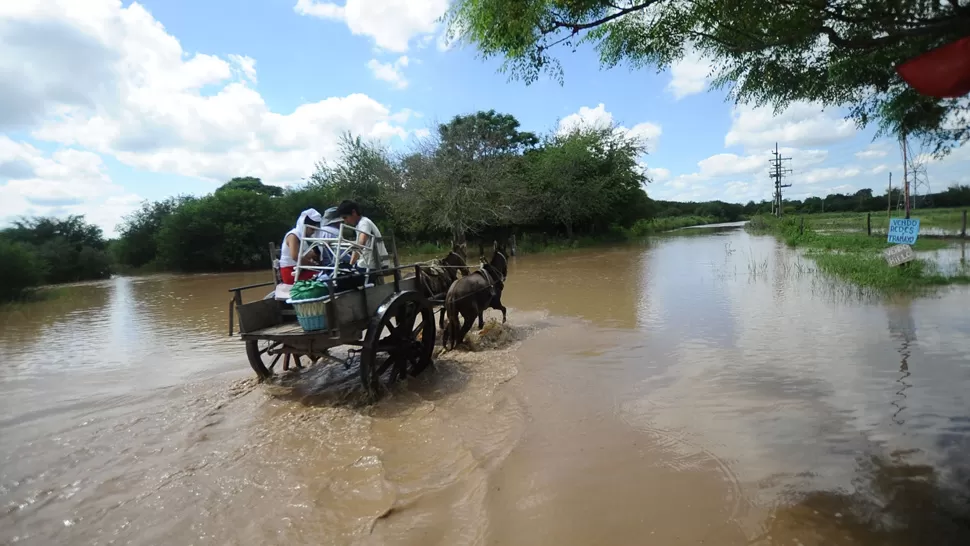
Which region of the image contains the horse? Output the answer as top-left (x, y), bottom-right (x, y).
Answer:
top-left (442, 241), bottom-right (509, 350)
top-left (412, 242), bottom-right (470, 329)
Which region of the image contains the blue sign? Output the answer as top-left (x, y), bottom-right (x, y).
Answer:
top-left (887, 218), bottom-right (921, 245)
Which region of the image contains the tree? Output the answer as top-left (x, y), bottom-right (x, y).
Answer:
top-left (305, 133), bottom-right (401, 224)
top-left (215, 177), bottom-right (284, 197)
top-left (415, 110), bottom-right (539, 241)
top-left (0, 238), bottom-right (43, 301)
top-left (156, 191), bottom-right (289, 272)
top-left (114, 196), bottom-right (192, 268)
top-left (438, 109), bottom-right (539, 159)
top-left (444, 0), bottom-right (970, 154)
top-left (1, 216), bottom-right (111, 284)
top-left (527, 124), bottom-right (650, 238)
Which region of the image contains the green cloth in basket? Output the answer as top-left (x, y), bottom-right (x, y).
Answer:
top-left (290, 279), bottom-right (330, 301)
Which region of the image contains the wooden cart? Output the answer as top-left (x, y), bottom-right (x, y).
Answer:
top-left (227, 234), bottom-right (437, 397)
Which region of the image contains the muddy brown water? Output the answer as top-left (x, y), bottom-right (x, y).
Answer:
top-left (2, 226), bottom-right (970, 545)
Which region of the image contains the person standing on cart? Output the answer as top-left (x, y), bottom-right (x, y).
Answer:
top-left (335, 200), bottom-right (389, 285)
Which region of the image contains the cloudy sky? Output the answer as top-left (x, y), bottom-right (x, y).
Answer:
top-left (2, 0), bottom-right (969, 236)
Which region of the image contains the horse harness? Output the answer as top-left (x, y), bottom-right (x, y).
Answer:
top-left (474, 252), bottom-right (507, 300)
top-left (418, 255), bottom-right (459, 299)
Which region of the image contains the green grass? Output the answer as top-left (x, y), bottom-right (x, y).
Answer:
top-left (799, 208), bottom-right (968, 234)
top-left (748, 214), bottom-right (970, 291)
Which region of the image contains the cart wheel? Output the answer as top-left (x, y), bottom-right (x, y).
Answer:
top-left (360, 291), bottom-right (436, 397)
top-left (246, 339), bottom-right (285, 380)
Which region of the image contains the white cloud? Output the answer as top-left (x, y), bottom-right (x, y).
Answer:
top-left (557, 103), bottom-right (662, 153)
top-left (294, 0), bottom-right (449, 53)
top-left (697, 148), bottom-right (828, 178)
top-left (228, 54), bottom-right (257, 84)
top-left (697, 153), bottom-right (765, 177)
top-left (637, 161), bottom-right (671, 183)
top-left (855, 143), bottom-right (888, 160)
top-left (666, 49), bottom-right (711, 100)
top-left (650, 147), bottom-right (832, 203)
top-left (647, 167), bottom-right (671, 182)
top-left (0, 136), bottom-right (140, 236)
top-left (725, 102), bottom-right (856, 151)
top-left (1, 0), bottom-right (414, 185)
top-left (366, 56), bottom-right (410, 89)
top-left (800, 166), bottom-right (862, 185)
top-left (651, 176), bottom-right (766, 204)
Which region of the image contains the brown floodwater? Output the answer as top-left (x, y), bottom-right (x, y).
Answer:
top-left (2, 226), bottom-right (970, 545)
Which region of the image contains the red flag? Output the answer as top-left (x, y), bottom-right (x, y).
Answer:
top-left (896, 36), bottom-right (970, 98)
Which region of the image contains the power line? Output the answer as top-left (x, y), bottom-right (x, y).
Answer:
top-left (769, 142), bottom-right (792, 217)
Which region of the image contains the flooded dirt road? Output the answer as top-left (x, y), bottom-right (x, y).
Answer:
top-left (2, 226), bottom-right (969, 545)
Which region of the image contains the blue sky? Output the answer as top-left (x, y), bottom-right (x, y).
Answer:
top-left (1, 0), bottom-right (968, 236)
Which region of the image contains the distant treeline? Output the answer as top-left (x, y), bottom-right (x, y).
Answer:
top-left (0, 216), bottom-right (112, 301)
top-left (757, 185), bottom-right (970, 215)
top-left (107, 110), bottom-right (751, 275)
top-left (7, 109), bottom-right (966, 302)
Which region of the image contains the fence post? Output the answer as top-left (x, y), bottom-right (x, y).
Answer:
top-left (867, 213), bottom-right (871, 237)
top-left (962, 210), bottom-right (967, 239)
top-left (799, 216), bottom-right (804, 235)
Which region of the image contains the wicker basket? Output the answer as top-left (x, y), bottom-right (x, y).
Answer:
top-left (286, 295), bottom-right (330, 332)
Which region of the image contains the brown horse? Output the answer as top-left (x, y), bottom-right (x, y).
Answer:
top-left (442, 241), bottom-right (509, 350)
top-left (413, 242), bottom-right (470, 329)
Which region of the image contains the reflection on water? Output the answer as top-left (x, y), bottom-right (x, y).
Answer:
top-left (918, 240), bottom-right (969, 276)
top-left (765, 451), bottom-right (970, 546)
top-left (887, 300), bottom-right (916, 426)
top-left (2, 228), bottom-right (970, 545)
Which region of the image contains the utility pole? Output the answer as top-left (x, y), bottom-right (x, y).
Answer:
top-left (769, 142), bottom-right (793, 217)
top-left (887, 172), bottom-right (892, 221)
top-left (901, 132), bottom-right (910, 219)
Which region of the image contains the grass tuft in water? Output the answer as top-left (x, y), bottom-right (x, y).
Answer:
top-left (747, 215), bottom-right (970, 291)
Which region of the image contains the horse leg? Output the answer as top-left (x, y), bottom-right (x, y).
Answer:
top-left (441, 317), bottom-right (449, 350)
top-left (438, 307), bottom-right (445, 330)
top-left (478, 310), bottom-right (485, 329)
top-left (493, 294), bottom-right (507, 323)
top-left (457, 308), bottom-right (476, 347)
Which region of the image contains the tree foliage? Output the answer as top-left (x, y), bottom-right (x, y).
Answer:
top-left (0, 215), bottom-right (111, 300)
top-left (527, 125), bottom-right (650, 237)
top-left (0, 238), bottom-right (43, 301)
top-left (215, 177), bottom-right (284, 197)
top-left (443, 0), bottom-right (970, 154)
top-left (112, 110), bottom-right (660, 272)
top-left (113, 196), bottom-right (192, 269)
top-left (155, 191), bottom-right (290, 272)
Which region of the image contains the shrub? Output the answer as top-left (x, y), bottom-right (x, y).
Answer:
top-left (0, 239), bottom-right (43, 301)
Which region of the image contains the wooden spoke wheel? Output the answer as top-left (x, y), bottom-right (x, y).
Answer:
top-left (360, 291), bottom-right (436, 397)
top-left (246, 340), bottom-right (308, 380)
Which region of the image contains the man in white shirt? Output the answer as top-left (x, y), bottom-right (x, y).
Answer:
top-left (335, 200), bottom-right (388, 284)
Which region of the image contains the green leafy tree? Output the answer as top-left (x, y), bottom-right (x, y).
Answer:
top-left (0, 238), bottom-right (43, 301)
top-left (415, 110), bottom-right (539, 241)
top-left (527, 124), bottom-right (649, 237)
top-left (156, 191), bottom-right (289, 272)
top-left (306, 132), bottom-right (401, 224)
top-left (114, 196), bottom-right (192, 268)
top-left (444, 0), bottom-right (970, 154)
top-left (215, 177), bottom-right (284, 197)
top-left (3, 216), bottom-right (111, 284)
